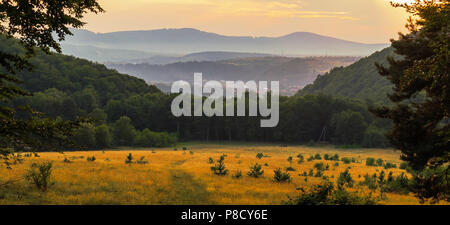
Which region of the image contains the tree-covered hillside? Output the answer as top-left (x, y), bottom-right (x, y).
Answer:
top-left (297, 48), bottom-right (395, 103)
top-left (1, 35), bottom-right (391, 149)
top-left (0, 36), bottom-right (162, 114)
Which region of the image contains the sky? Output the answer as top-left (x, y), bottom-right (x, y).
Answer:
top-left (82, 0), bottom-right (414, 44)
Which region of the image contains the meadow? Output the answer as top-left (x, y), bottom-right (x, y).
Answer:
top-left (0, 142), bottom-right (445, 205)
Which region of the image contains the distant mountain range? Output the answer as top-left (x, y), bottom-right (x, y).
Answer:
top-left (60, 28), bottom-right (389, 62)
top-left (107, 56), bottom-right (360, 96)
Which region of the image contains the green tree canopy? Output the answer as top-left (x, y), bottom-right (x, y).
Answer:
top-left (373, 0), bottom-right (449, 203)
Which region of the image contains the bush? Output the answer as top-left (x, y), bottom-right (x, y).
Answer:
top-left (376, 158), bottom-right (384, 167)
top-left (341, 157), bottom-right (351, 164)
top-left (286, 167), bottom-right (296, 172)
top-left (337, 169), bottom-right (354, 188)
top-left (324, 154), bottom-right (330, 160)
top-left (208, 157), bottom-right (214, 164)
top-left (360, 174), bottom-right (378, 190)
top-left (256, 153), bottom-right (264, 159)
top-left (385, 173), bottom-right (411, 194)
top-left (297, 154), bottom-right (304, 164)
top-left (286, 181), bottom-right (377, 205)
top-left (314, 153), bottom-right (322, 160)
top-left (26, 162), bottom-right (54, 192)
top-left (384, 162), bottom-right (397, 169)
top-left (125, 153), bottom-right (133, 164)
top-left (211, 155), bottom-right (228, 176)
top-left (314, 169), bottom-right (323, 177)
top-left (366, 158), bottom-right (376, 166)
top-left (274, 168), bottom-right (291, 183)
top-left (330, 154), bottom-right (339, 161)
top-left (87, 156), bottom-right (96, 162)
top-left (314, 162), bottom-right (325, 171)
top-left (248, 163), bottom-right (264, 178)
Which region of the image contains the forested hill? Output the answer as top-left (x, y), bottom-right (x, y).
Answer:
top-left (297, 48), bottom-right (395, 103)
top-left (0, 35), bottom-right (162, 108)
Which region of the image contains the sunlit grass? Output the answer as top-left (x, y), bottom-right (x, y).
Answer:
top-left (0, 143), bottom-right (446, 205)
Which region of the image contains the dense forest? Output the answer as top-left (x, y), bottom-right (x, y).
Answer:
top-left (1, 36), bottom-right (391, 150)
top-left (298, 48), bottom-right (396, 104)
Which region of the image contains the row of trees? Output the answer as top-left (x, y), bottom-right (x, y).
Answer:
top-left (71, 116), bottom-right (177, 149)
top-left (14, 85), bottom-right (391, 148)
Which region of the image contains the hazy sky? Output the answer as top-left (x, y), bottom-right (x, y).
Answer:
top-left (82, 0), bottom-right (414, 44)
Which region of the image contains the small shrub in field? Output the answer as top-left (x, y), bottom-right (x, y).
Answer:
top-left (24, 153), bottom-right (33, 157)
top-left (359, 174), bottom-right (378, 190)
top-left (87, 156), bottom-right (96, 162)
top-left (63, 158), bottom-right (72, 163)
top-left (384, 162), bottom-right (397, 169)
top-left (125, 153), bottom-right (133, 164)
top-left (376, 158), bottom-right (384, 167)
top-left (286, 181), bottom-right (377, 205)
top-left (189, 151), bottom-right (194, 155)
top-left (314, 169), bottom-right (323, 177)
top-left (182, 147), bottom-right (187, 150)
top-left (297, 154), bottom-right (304, 164)
top-left (274, 168), bottom-right (291, 183)
top-left (211, 155), bottom-right (228, 176)
top-left (285, 166), bottom-right (296, 172)
top-left (287, 156), bottom-right (293, 165)
top-left (232, 170), bottom-right (242, 179)
top-left (308, 169), bottom-right (314, 176)
top-left (314, 153), bottom-right (322, 160)
top-left (208, 157), bottom-right (214, 164)
top-left (334, 162), bottom-right (339, 167)
top-left (314, 162), bottom-right (325, 171)
top-left (337, 169), bottom-right (354, 188)
top-left (26, 162), bottom-right (53, 192)
top-left (324, 154), bottom-right (330, 160)
top-left (325, 164), bottom-right (330, 170)
top-left (248, 163), bottom-right (264, 178)
top-left (137, 156), bottom-right (148, 165)
top-left (307, 155), bottom-right (314, 162)
top-left (341, 157), bottom-right (351, 164)
top-left (33, 152), bottom-right (40, 157)
top-left (385, 172), bottom-right (411, 194)
top-left (256, 153), bottom-right (264, 159)
top-left (366, 158), bottom-right (376, 166)
top-left (301, 171), bottom-right (307, 176)
top-left (328, 154), bottom-right (338, 161)
top-left (264, 163), bottom-right (269, 166)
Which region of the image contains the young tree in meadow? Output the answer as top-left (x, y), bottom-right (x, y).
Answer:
top-left (372, 0), bottom-right (449, 203)
top-left (0, 0), bottom-right (103, 166)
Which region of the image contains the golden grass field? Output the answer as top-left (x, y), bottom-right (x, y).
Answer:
top-left (0, 142), bottom-right (447, 205)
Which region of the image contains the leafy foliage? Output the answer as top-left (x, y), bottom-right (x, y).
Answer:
top-left (372, 0), bottom-right (449, 203)
top-left (26, 162), bottom-right (54, 192)
top-left (211, 155), bottom-right (228, 176)
top-left (286, 181), bottom-right (377, 205)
